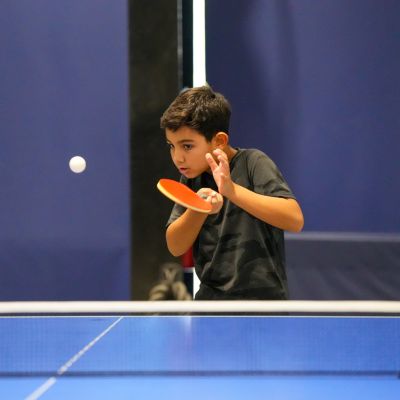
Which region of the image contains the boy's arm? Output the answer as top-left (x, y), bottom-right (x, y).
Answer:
top-left (227, 184), bottom-right (304, 232)
top-left (166, 188), bottom-right (223, 256)
top-left (166, 210), bottom-right (208, 256)
top-left (207, 149), bottom-right (304, 233)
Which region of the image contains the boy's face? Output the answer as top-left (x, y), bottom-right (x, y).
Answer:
top-left (166, 126), bottom-right (214, 178)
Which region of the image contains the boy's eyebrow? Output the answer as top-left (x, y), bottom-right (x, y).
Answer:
top-left (177, 139), bottom-right (195, 143)
top-left (166, 139), bottom-right (196, 144)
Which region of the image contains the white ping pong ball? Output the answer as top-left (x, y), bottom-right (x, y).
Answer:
top-left (69, 156), bottom-right (86, 173)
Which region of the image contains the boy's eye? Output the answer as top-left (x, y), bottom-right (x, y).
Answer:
top-left (183, 144), bottom-right (193, 150)
top-left (166, 143), bottom-right (173, 150)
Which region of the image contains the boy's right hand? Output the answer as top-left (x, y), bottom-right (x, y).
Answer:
top-left (197, 188), bottom-right (223, 214)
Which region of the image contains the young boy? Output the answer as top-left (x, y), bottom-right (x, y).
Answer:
top-left (160, 86), bottom-right (304, 300)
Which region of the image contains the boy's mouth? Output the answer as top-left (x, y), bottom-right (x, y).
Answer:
top-left (179, 167), bottom-right (189, 174)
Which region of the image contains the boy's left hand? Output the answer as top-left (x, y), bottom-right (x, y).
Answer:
top-left (197, 188), bottom-right (223, 214)
top-left (205, 149), bottom-right (234, 197)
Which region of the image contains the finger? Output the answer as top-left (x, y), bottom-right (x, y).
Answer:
top-left (213, 153), bottom-right (229, 174)
top-left (205, 153), bottom-right (218, 171)
top-left (214, 149), bottom-right (228, 162)
top-left (197, 187), bottom-right (213, 196)
top-left (213, 148), bottom-right (227, 156)
top-left (206, 190), bottom-right (215, 200)
top-left (217, 155), bottom-right (229, 169)
top-left (201, 188), bottom-right (214, 196)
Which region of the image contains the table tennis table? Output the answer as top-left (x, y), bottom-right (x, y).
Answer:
top-left (1, 302), bottom-right (400, 400)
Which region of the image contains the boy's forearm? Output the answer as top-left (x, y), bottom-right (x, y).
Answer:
top-left (226, 183), bottom-right (304, 232)
top-left (166, 210), bottom-right (208, 256)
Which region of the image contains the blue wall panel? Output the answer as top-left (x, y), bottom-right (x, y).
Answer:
top-left (0, 0), bottom-right (130, 299)
top-left (206, 0), bottom-right (400, 233)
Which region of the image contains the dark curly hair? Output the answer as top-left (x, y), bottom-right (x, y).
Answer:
top-left (160, 86), bottom-right (231, 141)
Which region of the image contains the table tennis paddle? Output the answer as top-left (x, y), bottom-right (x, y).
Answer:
top-left (157, 179), bottom-right (212, 213)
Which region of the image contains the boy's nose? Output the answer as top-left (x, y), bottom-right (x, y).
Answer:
top-left (174, 150), bottom-right (185, 163)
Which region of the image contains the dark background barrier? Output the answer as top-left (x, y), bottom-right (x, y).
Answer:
top-left (1, 0), bottom-right (399, 300)
top-left (128, 0), bottom-right (181, 299)
top-left (286, 233), bottom-right (400, 300)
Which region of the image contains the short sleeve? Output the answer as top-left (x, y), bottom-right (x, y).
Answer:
top-left (248, 150), bottom-right (295, 199)
top-left (166, 202), bottom-right (186, 227)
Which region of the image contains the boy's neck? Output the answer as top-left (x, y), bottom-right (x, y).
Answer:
top-left (224, 145), bottom-right (238, 162)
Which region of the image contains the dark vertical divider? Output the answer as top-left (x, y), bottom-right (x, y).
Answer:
top-left (128, 0), bottom-right (181, 299)
top-left (181, 0), bottom-right (193, 88)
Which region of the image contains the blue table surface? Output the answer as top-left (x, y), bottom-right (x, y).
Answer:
top-left (1, 316), bottom-right (399, 399)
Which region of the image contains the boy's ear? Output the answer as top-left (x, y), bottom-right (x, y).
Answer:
top-left (214, 132), bottom-right (229, 148)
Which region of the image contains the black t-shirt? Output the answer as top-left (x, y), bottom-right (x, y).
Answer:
top-left (167, 148), bottom-right (296, 300)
